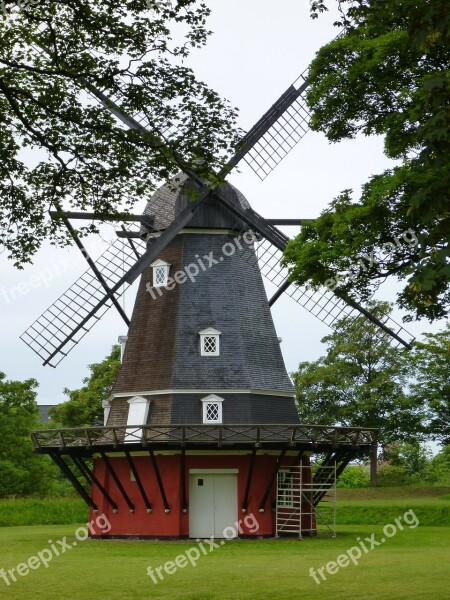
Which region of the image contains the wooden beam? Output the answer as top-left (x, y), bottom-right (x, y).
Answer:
top-left (125, 450), bottom-right (152, 513)
top-left (51, 453), bottom-right (98, 511)
top-left (148, 450), bottom-right (170, 513)
top-left (116, 230), bottom-right (147, 239)
top-left (100, 452), bottom-right (135, 512)
top-left (50, 210), bottom-right (154, 228)
top-left (180, 449), bottom-right (187, 513)
top-left (269, 279), bottom-right (291, 307)
top-left (265, 219), bottom-right (315, 226)
top-left (72, 456), bottom-right (119, 512)
top-left (370, 439), bottom-right (378, 487)
top-left (242, 448), bottom-right (258, 513)
top-left (258, 448), bottom-right (287, 512)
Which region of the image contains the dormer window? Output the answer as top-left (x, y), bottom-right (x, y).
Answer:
top-left (124, 396), bottom-right (151, 443)
top-left (199, 328), bottom-right (221, 357)
top-left (151, 259), bottom-right (170, 288)
top-left (201, 395), bottom-right (224, 424)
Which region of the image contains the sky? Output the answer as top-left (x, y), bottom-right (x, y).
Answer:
top-left (0, 0), bottom-right (446, 407)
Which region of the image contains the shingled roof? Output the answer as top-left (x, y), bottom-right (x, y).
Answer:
top-left (141, 173), bottom-right (251, 232)
top-left (109, 178), bottom-right (297, 427)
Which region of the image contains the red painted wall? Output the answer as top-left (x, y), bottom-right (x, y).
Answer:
top-left (88, 453), bottom-right (312, 537)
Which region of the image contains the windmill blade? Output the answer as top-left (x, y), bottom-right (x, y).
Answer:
top-left (238, 234), bottom-right (415, 350)
top-left (51, 203), bottom-right (130, 328)
top-left (229, 69), bottom-right (310, 180)
top-left (21, 174), bottom-right (212, 367)
top-left (20, 236), bottom-right (146, 367)
top-left (212, 195), bottom-right (414, 349)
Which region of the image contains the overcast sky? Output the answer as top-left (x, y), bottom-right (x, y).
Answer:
top-left (0, 0), bottom-right (445, 406)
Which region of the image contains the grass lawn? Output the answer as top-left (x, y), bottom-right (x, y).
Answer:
top-left (0, 523), bottom-right (449, 599)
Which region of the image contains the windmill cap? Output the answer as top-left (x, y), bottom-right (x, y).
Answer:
top-left (141, 173), bottom-right (251, 233)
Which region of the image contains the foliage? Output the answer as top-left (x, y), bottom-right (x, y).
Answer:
top-left (428, 446), bottom-right (450, 486)
top-left (284, 0), bottom-right (450, 321)
top-left (293, 301), bottom-right (425, 447)
top-left (49, 345), bottom-right (120, 427)
top-left (0, 496), bottom-right (86, 527)
top-left (0, 371), bottom-right (58, 497)
top-left (0, 0), bottom-right (240, 267)
top-left (409, 323), bottom-right (450, 444)
top-left (336, 464), bottom-right (370, 488)
top-left (377, 443), bottom-right (450, 487)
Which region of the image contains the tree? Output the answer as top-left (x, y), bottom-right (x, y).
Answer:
top-left (0, 371), bottom-right (55, 496)
top-left (292, 301), bottom-right (425, 449)
top-left (50, 344), bottom-right (120, 427)
top-left (409, 324), bottom-right (450, 445)
top-left (0, 1), bottom-right (239, 267)
top-left (283, 0), bottom-right (449, 321)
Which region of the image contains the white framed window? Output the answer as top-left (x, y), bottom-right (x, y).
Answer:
top-left (278, 470), bottom-right (294, 507)
top-left (201, 394), bottom-right (224, 424)
top-left (124, 396), bottom-right (151, 443)
top-left (199, 328), bottom-right (221, 357)
top-left (151, 259), bottom-right (170, 288)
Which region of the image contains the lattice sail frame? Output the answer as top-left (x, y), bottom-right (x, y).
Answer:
top-left (21, 236), bottom-right (146, 367)
top-left (243, 72), bottom-right (310, 180)
top-left (227, 214), bottom-right (414, 349)
top-left (20, 36), bottom-right (414, 363)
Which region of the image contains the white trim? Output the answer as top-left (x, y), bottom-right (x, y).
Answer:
top-left (118, 335), bottom-right (128, 363)
top-left (201, 394), bottom-right (224, 424)
top-left (189, 468), bottom-right (239, 474)
top-left (110, 388), bottom-right (295, 400)
top-left (102, 400), bottom-right (111, 426)
top-left (150, 259), bottom-right (171, 267)
top-left (200, 329), bottom-right (221, 357)
top-left (151, 260), bottom-right (171, 288)
top-left (199, 328), bottom-right (222, 335)
top-left (125, 396), bottom-right (151, 443)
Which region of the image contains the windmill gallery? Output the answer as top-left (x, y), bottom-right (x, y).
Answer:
top-left (23, 69), bottom-right (413, 540)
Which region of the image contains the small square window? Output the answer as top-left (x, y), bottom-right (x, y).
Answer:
top-left (154, 266), bottom-right (167, 286)
top-left (205, 403), bottom-right (219, 421)
top-left (151, 260), bottom-right (171, 288)
top-left (201, 394), bottom-right (224, 423)
top-left (203, 336), bottom-right (217, 354)
top-left (199, 328), bottom-right (221, 357)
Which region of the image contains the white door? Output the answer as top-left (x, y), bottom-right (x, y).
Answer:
top-left (189, 472), bottom-right (238, 538)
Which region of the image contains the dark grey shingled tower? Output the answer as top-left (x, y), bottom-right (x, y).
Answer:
top-left (108, 175), bottom-right (298, 429)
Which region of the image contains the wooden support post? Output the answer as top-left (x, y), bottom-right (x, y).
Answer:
top-left (74, 456), bottom-right (119, 512)
top-left (242, 448), bottom-right (257, 513)
top-left (124, 450), bottom-right (152, 513)
top-left (51, 453), bottom-right (98, 511)
top-left (148, 450), bottom-right (170, 513)
top-left (180, 449), bottom-right (187, 513)
top-left (258, 448), bottom-right (287, 512)
top-left (100, 452), bottom-right (135, 512)
top-left (370, 439), bottom-right (378, 487)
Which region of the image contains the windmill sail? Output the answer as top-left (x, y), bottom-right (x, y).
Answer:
top-left (238, 71), bottom-right (310, 180)
top-left (235, 234), bottom-right (415, 349)
top-left (21, 237), bottom-right (146, 367)
top-left (21, 41), bottom-right (413, 365)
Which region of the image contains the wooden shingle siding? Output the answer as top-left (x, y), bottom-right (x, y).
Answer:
top-left (109, 179), bottom-right (297, 428)
top-left (111, 237), bottom-right (183, 395)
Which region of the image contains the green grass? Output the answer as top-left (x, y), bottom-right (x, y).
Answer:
top-left (336, 487), bottom-right (450, 526)
top-left (2, 487), bottom-right (449, 528)
top-left (336, 486), bottom-right (450, 501)
top-left (0, 497), bottom-right (85, 527)
top-left (0, 524), bottom-right (448, 599)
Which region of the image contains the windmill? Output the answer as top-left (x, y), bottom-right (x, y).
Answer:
top-left (26, 34), bottom-right (411, 539)
top-left (20, 64), bottom-right (413, 369)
